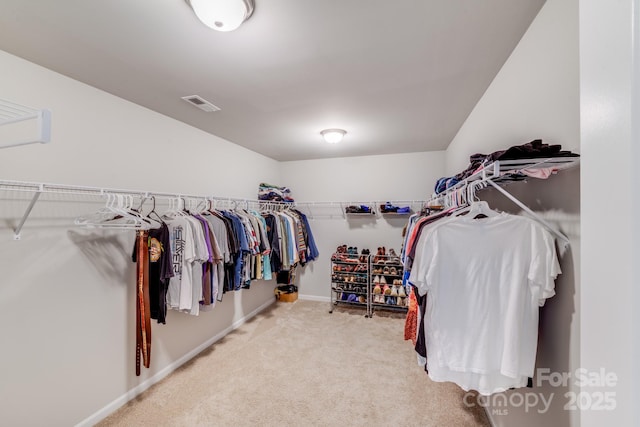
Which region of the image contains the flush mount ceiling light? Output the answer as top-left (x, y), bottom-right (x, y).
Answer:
top-left (186, 0), bottom-right (255, 32)
top-left (321, 129), bottom-right (346, 144)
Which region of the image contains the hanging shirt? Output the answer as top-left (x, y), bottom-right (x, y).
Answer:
top-left (165, 216), bottom-right (197, 311)
top-left (132, 223), bottom-right (174, 324)
top-left (409, 213), bottom-right (561, 395)
top-left (185, 215), bottom-right (210, 315)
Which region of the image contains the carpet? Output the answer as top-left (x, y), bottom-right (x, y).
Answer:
top-left (98, 300), bottom-right (489, 426)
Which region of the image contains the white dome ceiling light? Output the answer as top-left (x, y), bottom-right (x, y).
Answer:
top-left (187, 0), bottom-right (255, 32)
top-left (321, 129), bottom-right (346, 144)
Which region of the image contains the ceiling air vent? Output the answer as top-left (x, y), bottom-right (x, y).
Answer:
top-left (181, 95), bottom-right (221, 112)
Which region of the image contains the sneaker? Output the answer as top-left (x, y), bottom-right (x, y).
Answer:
top-left (398, 284), bottom-right (407, 297)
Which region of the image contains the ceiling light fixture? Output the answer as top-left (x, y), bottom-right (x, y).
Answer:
top-left (186, 0), bottom-right (255, 32)
top-left (321, 128), bottom-right (346, 144)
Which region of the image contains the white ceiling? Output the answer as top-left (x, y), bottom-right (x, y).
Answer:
top-left (0, 0), bottom-right (545, 161)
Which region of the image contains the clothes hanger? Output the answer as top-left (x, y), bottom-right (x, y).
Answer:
top-left (452, 181), bottom-right (498, 218)
top-left (76, 193), bottom-right (153, 229)
top-left (145, 195), bottom-right (165, 225)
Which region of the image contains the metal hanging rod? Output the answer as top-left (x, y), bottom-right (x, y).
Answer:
top-left (424, 157), bottom-right (580, 248)
top-left (0, 179), bottom-right (292, 240)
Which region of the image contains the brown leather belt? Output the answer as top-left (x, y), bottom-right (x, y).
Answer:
top-left (136, 230), bottom-right (151, 376)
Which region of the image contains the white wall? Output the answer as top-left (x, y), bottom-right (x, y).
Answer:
top-left (0, 50), bottom-right (281, 426)
top-left (446, 0), bottom-right (580, 175)
top-left (280, 152), bottom-right (446, 300)
top-left (579, 0), bottom-right (636, 426)
top-left (444, 0), bottom-right (581, 425)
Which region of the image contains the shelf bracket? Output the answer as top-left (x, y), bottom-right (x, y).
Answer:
top-left (13, 185), bottom-right (43, 240)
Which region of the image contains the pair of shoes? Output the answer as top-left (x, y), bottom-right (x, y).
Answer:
top-left (373, 294), bottom-right (384, 304)
top-left (373, 246), bottom-right (386, 263)
top-left (359, 248), bottom-right (370, 263)
top-left (388, 248), bottom-right (401, 264)
top-left (380, 202), bottom-right (398, 213)
top-left (390, 285), bottom-right (399, 297)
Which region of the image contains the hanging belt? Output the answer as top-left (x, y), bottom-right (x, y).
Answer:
top-left (136, 230), bottom-right (151, 376)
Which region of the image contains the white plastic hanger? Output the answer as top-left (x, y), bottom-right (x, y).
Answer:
top-left (75, 193), bottom-right (159, 229)
top-left (452, 180), bottom-right (499, 218)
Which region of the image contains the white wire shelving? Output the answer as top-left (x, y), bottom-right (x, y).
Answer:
top-left (0, 98), bottom-right (51, 149)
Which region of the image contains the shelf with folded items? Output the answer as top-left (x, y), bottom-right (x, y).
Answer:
top-left (344, 203), bottom-right (376, 216)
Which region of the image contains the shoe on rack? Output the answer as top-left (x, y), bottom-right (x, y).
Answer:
top-left (373, 284), bottom-right (382, 294)
top-left (398, 284), bottom-right (407, 297)
top-left (389, 251), bottom-right (401, 265)
top-left (383, 284), bottom-right (391, 295)
top-left (380, 276), bottom-right (387, 285)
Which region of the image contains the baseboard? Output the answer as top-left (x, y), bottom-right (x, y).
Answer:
top-left (484, 406), bottom-right (497, 427)
top-left (75, 297), bottom-right (276, 427)
top-left (298, 294), bottom-right (330, 302)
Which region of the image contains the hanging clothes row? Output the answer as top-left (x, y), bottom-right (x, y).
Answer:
top-left (129, 199), bottom-right (318, 376)
top-left (401, 198), bottom-right (562, 396)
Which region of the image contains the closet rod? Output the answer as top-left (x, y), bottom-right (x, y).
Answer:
top-left (0, 179), bottom-right (292, 240)
top-left (425, 157), bottom-right (579, 248)
top-left (0, 179), bottom-right (293, 204)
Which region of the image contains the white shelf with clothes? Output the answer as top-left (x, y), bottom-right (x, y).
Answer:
top-left (427, 157), bottom-right (581, 249)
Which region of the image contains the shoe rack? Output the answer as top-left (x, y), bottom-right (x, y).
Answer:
top-left (369, 249), bottom-right (409, 316)
top-left (329, 246), bottom-right (409, 317)
top-left (330, 246), bottom-right (371, 317)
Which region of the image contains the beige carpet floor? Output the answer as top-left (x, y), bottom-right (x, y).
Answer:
top-left (98, 300), bottom-right (490, 427)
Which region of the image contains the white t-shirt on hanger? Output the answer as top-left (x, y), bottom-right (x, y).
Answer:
top-left (409, 213), bottom-right (561, 395)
